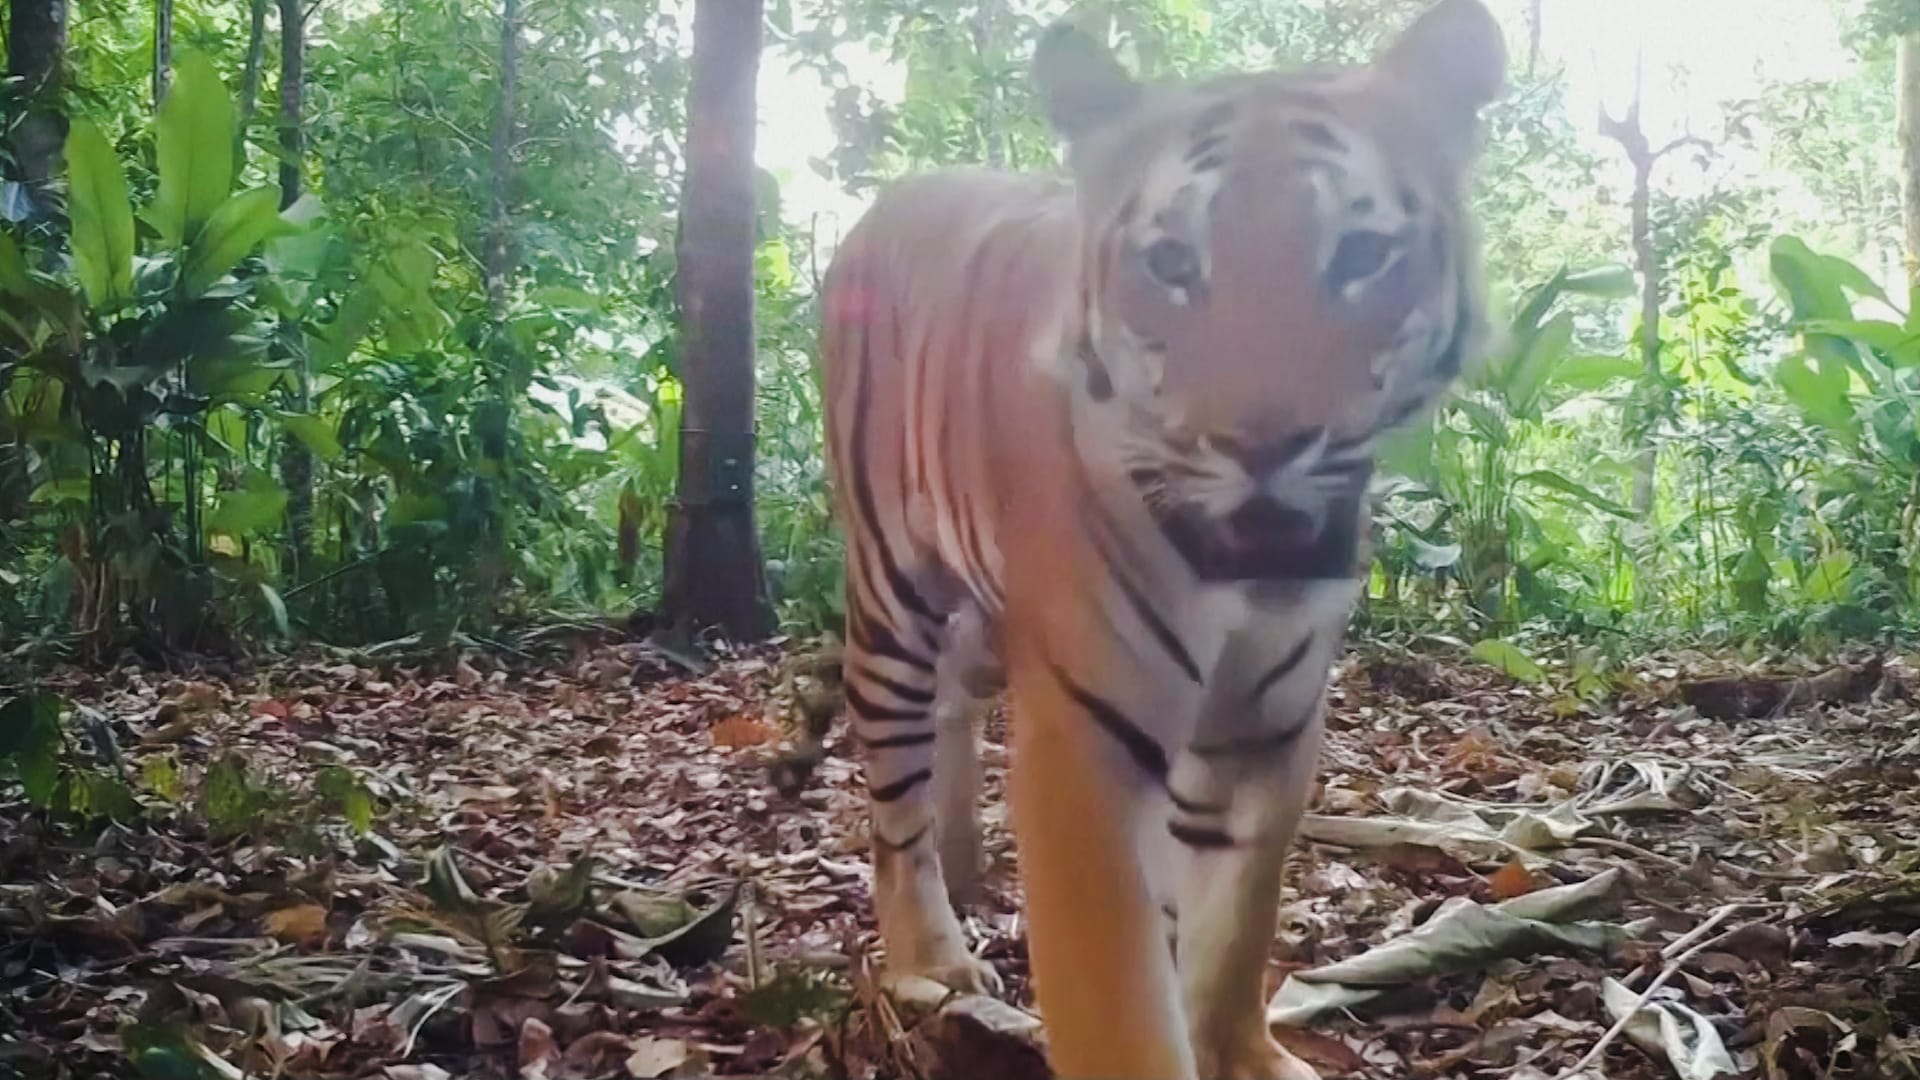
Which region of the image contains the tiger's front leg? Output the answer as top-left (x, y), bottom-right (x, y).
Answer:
top-left (1007, 650), bottom-right (1197, 1080)
top-left (847, 613), bottom-right (1002, 996)
top-left (1172, 622), bottom-right (1341, 1080)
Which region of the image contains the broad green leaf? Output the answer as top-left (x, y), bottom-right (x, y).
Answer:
top-left (72, 772), bottom-right (141, 822)
top-left (0, 233), bottom-right (28, 295)
top-left (182, 186), bottom-right (284, 296)
top-left (1550, 355), bottom-right (1641, 391)
top-left (65, 118), bottom-right (136, 310)
top-left (153, 51), bottom-right (236, 248)
top-left (1776, 352), bottom-right (1857, 436)
top-left (1503, 310), bottom-right (1575, 418)
top-left (279, 192), bottom-right (325, 227)
top-left (259, 582), bottom-right (291, 638)
top-left (1559, 265), bottom-right (1636, 299)
top-left (201, 754), bottom-right (258, 833)
top-left (1770, 236), bottom-right (1854, 322)
top-left (1469, 639), bottom-right (1545, 684)
top-left (30, 475), bottom-right (92, 505)
top-left (1516, 469), bottom-right (1635, 518)
top-left (275, 412), bottom-right (343, 462)
top-left (142, 753), bottom-right (185, 801)
top-left (1802, 319), bottom-right (1920, 366)
top-left (0, 693), bottom-right (63, 759)
top-left (207, 482), bottom-right (288, 536)
top-left (1805, 551), bottom-right (1855, 604)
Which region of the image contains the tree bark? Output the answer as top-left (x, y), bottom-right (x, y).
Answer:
top-left (277, 0), bottom-right (313, 581)
top-left (153, 0), bottom-right (173, 106)
top-left (237, 0), bottom-right (269, 167)
top-left (487, 0), bottom-right (519, 317)
top-left (6, 0), bottom-right (67, 211)
top-left (1600, 62), bottom-right (1705, 520)
top-left (1898, 32), bottom-right (1920, 285)
top-left (3, 0), bottom-right (67, 521)
top-left (657, 0), bottom-right (775, 643)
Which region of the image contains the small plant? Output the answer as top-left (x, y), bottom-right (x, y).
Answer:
top-left (0, 694), bottom-right (140, 822)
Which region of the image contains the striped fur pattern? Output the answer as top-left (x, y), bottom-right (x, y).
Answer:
top-left (819, 3), bottom-right (1505, 1077)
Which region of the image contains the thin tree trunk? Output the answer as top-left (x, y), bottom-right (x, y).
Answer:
top-left (1600, 57), bottom-right (1705, 520)
top-left (1898, 33), bottom-right (1920, 285)
top-left (657, 0), bottom-right (774, 643)
top-left (1628, 157), bottom-right (1658, 515)
top-left (2, 0), bottom-right (67, 520)
top-left (972, 0), bottom-right (1004, 168)
top-left (277, 0), bottom-right (312, 582)
top-left (487, 0), bottom-right (518, 316)
top-left (237, 0), bottom-right (269, 168)
top-left (6, 0), bottom-right (67, 210)
top-left (154, 0), bottom-right (173, 106)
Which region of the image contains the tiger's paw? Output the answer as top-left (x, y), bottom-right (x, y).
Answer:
top-left (1194, 1031), bottom-right (1320, 1080)
top-left (883, 953), bottom-right (1005, 999)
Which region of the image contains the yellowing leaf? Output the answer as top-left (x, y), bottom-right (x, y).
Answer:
top-left (264, 903), bottom-right (329, 946)
top-left (1486, 857), bottom-right (1541, 901)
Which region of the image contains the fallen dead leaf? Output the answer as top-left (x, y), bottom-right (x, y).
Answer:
top-left (263, 904), bottom-right (329, 947)
top-left (1487, 856), bottom-right (1543, 900)
top-left (624, 1035), bottom-right (689, 1078)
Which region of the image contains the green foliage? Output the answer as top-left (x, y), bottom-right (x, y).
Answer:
top-left (0, 694), bottom-right (140, 822)
top-left (4, 0), bottom-right (1920, 664)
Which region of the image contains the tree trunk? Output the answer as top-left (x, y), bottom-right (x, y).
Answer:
top-left (1628, 157), bottom-right (1658, 516)
top-left (487, 0), bottom-right (518, 317)
top-left (657, 0), bottom-right (775, 643)
top-left (6, 0), bottom-right (67, 213)
top-left (2, 0), bottom-right (67, 521)
top-left (237, 0), bottom-right (269, 169)
top-left (277, 0), bottom-right (313, 581)
top-left (153, 0), bottom-right (173, 106)
top-left (1898, 33), bottom-right (1920, 285)
top-left (1600, 61), bottom-right (1702, 520)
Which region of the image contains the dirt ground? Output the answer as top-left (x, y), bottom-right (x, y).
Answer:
top-left (4, 633), bottom-right (1918, 1079)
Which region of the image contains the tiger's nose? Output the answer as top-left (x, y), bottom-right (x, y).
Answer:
top-left (1215, 426), bottom-right (1328, 477)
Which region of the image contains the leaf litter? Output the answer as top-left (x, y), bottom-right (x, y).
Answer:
top-left (3, 639), bottom-right (1920, 1078)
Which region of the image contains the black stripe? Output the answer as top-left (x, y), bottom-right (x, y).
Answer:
top-left (859, 729), bottom-right (937, 750)
top-left (850, 608), bottom-right (936, 673)
top-left (1169, 789), bottom-right (1225, 816)
top-left (1329, 431), bottom-right (1372, 454)
top-left (869, 769), bottom-right (931, 803)
top-left (848, 337), bottom-right (939, 624)
top-left (875, 822), bottom-right (931, 850)
top-left (1113, 570), bottom-right (1202, 684)
top-left (1191, 715), bottom-right (1314, 759)
top-left (1169, 821), bottom-right (1237, 849)
top-left (1085, 497), bottom-right (1202, 685)
top-left (854, 664), bottom-right (935, 706)
top-left (846, 681), bottom-right (926, 723)
top-left (1249, 635), bottom-right (1314, 705)
top-left (1050, 663), bottom-right (1168, 782)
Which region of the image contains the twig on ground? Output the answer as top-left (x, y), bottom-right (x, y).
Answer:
top-left (1551, 908), bottom-right (1776, 1080)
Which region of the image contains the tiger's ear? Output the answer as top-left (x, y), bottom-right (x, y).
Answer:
top-left (1378, 0), bottom-right (1507, 127)
top-left (1032, 21), bottom-right (1142, 144)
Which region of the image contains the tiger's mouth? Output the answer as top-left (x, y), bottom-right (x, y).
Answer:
top-left (1143, 483), bottom-right (1368, 583)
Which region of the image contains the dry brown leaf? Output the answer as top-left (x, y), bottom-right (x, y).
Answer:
top-left (624, 1035), bottom-right (689, 1078)
top-left (1486, 856), bottom-right (1542, 900)
top-left (710, 714), bottom-right (778, 750)
top-left (518, 1016), bottom-right (560, 1080)
top-left (263, 904), bottom-right (329, 946)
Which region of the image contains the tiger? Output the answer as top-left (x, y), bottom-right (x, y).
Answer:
top-left (816, 2), bottom-right (1505, 1077)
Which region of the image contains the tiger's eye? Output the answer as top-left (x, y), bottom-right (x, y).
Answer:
top-left (1144, 237), bottom-right (1200, 287)
top-left (1327, 229), bottom-right (1399, 290)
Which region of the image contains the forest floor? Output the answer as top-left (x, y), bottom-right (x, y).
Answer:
top-left (4, 633), bottom-right (1920, 1080)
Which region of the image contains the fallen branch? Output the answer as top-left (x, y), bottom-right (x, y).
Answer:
top-left (1551, 907), bottom-right (1775, 1080)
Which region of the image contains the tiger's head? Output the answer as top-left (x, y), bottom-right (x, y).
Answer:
top-left (1036, 0), bottom-right (1505, 582)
